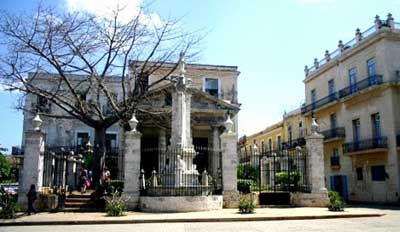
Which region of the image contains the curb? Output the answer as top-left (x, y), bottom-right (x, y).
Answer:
top-left (0, 213), bottom-right (385, 226)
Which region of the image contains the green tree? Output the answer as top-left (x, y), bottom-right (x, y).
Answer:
top-left (0, 147), bottom-right (11, 183)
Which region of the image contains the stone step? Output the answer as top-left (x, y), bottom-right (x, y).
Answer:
top-left (65, 197), bottom-right (92, 202)
top-left (62, 207), bottom-right (102, 213)
top-left (64, 202), bottom-right (91, 207)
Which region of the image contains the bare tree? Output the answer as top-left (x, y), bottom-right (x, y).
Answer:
top-left (0, 3), bottom-right (202, 185)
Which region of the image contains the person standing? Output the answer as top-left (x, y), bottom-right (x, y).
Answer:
top-left (26, 184), bottom-right (37, 215)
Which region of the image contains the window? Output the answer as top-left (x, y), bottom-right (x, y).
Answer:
top-left (349, 68), bottom-right (357, 93)
top-left (311, 89), bottom-right (317, 103)
top-left (367, 58), bottom-right (376, 77)
top-left (103, 92), bottom-right (118, 116)
top-left (204, 78), bottom-right (219, 97)
top-left (36, 96), bottom-right (51, 113)
top-left (328, 79), bottom-right (335, 96)
top-left (138, 72), bottom-right (149, 91)
top-left (268, 138), bottom-right (272, 153)
top-left (352, 119), bottom-right (360, 142)
top-left (356, 167), bottom-right (363, 181)
top-left (298, 121), bottom-right (303, 138)
top-left (330, 113), bottom-right (337, 129)
top-left (106, 133), bottom-right (117, 150)
top-left (371, 165), bottom-right (386, 181)
top-left (277, 135), bottom-right (282, 150)
top-left (332, 148), bottom-right (339, 157)
top-left (261, 141), bottom-right (265, 153)
top-left (288, 126), bottom-right (293, 143)
top-left (371, 113), bottom-right (381, 138)
top-left (76, 132), bottom-right (90, 148)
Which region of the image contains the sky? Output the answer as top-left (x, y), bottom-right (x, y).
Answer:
top-left (0, 0), bottom-right (399, 152)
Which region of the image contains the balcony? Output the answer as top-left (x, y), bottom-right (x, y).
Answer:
top-left (301, 93), bottom-right (338, 114)
top-left (282, 138), bottom-right (306, 150)
top-left (330, 156), bottom-right (340, 169)
top-left (321, 127), bottom-right (345, 141)
top-left (338, 75), bottom-right (383, 98)
top-left (343, 136), bottom-right (388, 154)
top-left (301, 75), bottom-right (383, 115)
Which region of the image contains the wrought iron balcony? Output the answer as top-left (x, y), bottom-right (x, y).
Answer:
top-left (330, 156), bottom-right (340, 167)
top-left (301, 93), bottom-right (338, 114)
top-left (282, 137), bottom-right (306, 150)
top-left (338, 75), bottom-right (383, 98)
top-left (343, 136), bottom-right (388, 154)
top-left (321, 127), bottom-right (345, 140)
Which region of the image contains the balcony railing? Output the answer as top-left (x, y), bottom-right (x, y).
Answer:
top-left (343, 136), bottom-right (388, 153)
top-left (338, 75), bottom-right (383, 98)
top-left (330, 156), bottom-right (340, 166)
top-left (301, 93), bottom-right (338, 114)
top-left (321, 127), bottom-right (345, 140)
top-left (305, 18), bottom-right (399, 76)
top-left (302, 75), bottom-right (383, 114)
top-left (282, 137), bottom-right (306, 150)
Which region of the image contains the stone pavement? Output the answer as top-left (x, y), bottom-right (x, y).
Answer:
top-left (0, 206), bottom-right (385, 226)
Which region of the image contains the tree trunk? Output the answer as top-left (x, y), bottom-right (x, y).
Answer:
top-left (93, 127), bottom-right (106, 187)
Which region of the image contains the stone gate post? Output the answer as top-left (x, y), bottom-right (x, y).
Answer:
top-left (18, 114), bottom-right (45, 206)
top-left (123, 114), bottom-right (142, 210)
top-left (220, 115), bottom-right (239, 208)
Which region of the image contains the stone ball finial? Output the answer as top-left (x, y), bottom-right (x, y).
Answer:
top-left (311, 117), bottom-right (319, 135)
top-left (324, 50), bottom-right (330, 61)
top-left (129, 112), bottom-right (139, 132)
top-left (224, 114), bottom-right (234, 133)
top-left (314, 58), bottom-right (319, 68)
top-left (32, 113), bottom-right (43, 131)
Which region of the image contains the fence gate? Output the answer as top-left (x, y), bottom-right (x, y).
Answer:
top-left (239, 147), bottom-right (309, 205)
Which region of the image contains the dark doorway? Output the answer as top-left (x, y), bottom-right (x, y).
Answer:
top-left (141, 137), bottom-right (159, 178)
top-left (193, 138), bottom-right (208, 173)
top-left (330, 175), bottom-right (348, 201)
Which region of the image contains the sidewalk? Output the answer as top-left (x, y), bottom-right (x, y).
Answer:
top-left (0, 207), bottom-right (385, 226)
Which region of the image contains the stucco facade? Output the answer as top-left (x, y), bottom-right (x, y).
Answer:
top-left (302, 15), bottom-right (400, 203)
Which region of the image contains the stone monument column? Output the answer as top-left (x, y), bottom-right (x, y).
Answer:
top-left (18, 114), bottom-right (45, 206)
top-left (220, 115), bottom-right (239, 208)
top-left (211, 126), bottom-right (220, 177)
top-left (301, 118), bottom-right (329, 206)
top-left (123, 114), bottom-right (142, 210)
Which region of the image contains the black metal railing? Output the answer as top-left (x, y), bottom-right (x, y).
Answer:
top-left (301, 93), bottom-right (338, 114)
top-left (140, 146), bottom-right (222, 196)
top-left (282, 138), bottom-right (306, 150)
top-left (302, 75), bottom-right (383, 114)
top-left (338, 75), bottom-right (383, 98)
top-left (11, 146), bottom-right (24, 155)
top-left (238, 147), bottom-right (310, 194)
top-left (321, 127), bottom-right (345, 140)
top-left (343, 136), bottom-right (388, 153)
top-left (330, 156), bottom-right (340, 166)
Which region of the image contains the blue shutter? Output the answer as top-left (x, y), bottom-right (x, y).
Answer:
top-left (342, 175), bottom-right (348, 201)
top-left (330, 176), bottom-right (335, 191)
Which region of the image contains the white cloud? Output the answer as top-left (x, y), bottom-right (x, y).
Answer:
top-left (65, 0), bottom-right (162, 26)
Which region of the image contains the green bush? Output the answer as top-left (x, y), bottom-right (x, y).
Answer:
top-left (0, 188), bottom-right (15, 219)
top-left (238, 194), bottom-right (256, 214)
top-left (237, 179), bottom-right (256, 193)
top-left (275, 171), bottom-right (300, 190)
top-left (105, 191), bottom-right (128, 216)
top-left (237, 164), bottom-right (259, 181)
top-left (108, 180), bottom-right (124, 193)
top-left (328, 191), bottom-right (344, 211)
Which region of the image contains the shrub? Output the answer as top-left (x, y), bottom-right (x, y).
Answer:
top-left (105, 191), bottom-right (128, 216)
top-left (0, 188), bottom-right (16, 219)
top-left (237, 164), bottom-right (259, 181)
top-left (328, 191), bottom-right (344, 211)
top-left (238, 194), bottom-right (256, 214)
top-left (237, 179), bottom-right (256, 193)
top-left (108, 180), bottom-right (124, 193)
top-left (275, 171), bottom-right (300, 190)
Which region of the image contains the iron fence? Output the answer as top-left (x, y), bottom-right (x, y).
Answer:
top-left (238, 147), bottom-right (309, 193)
top-left (139, 146), bottom-right (222, 196)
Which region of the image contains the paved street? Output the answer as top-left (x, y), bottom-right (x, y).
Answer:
top-left (2, 206), bottom-right (400, 232)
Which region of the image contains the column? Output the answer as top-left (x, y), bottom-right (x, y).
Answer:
top-left (211, 126), bottom-right (220, 177)
top-left (123, 114), bottom-right (142, 210)
top-left (220, 115), bottom-right (239, 208)
top-left (18, 129), bottom-right (46, 206)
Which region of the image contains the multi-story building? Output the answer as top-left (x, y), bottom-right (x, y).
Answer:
top-left (301, 14), bottom-right (400, 203)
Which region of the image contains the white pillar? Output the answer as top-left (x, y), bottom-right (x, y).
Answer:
top-left (123, 115), bottom-right (142, 210)
top-left (18, 130), bottom-right (45, 206)
top-left (220, 115), bottom-right (239, 208)
top-left (211, 126), bottom-right (220, 177)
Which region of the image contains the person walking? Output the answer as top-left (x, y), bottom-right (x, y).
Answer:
top-left (26, 184), bottom-right (37, 215)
